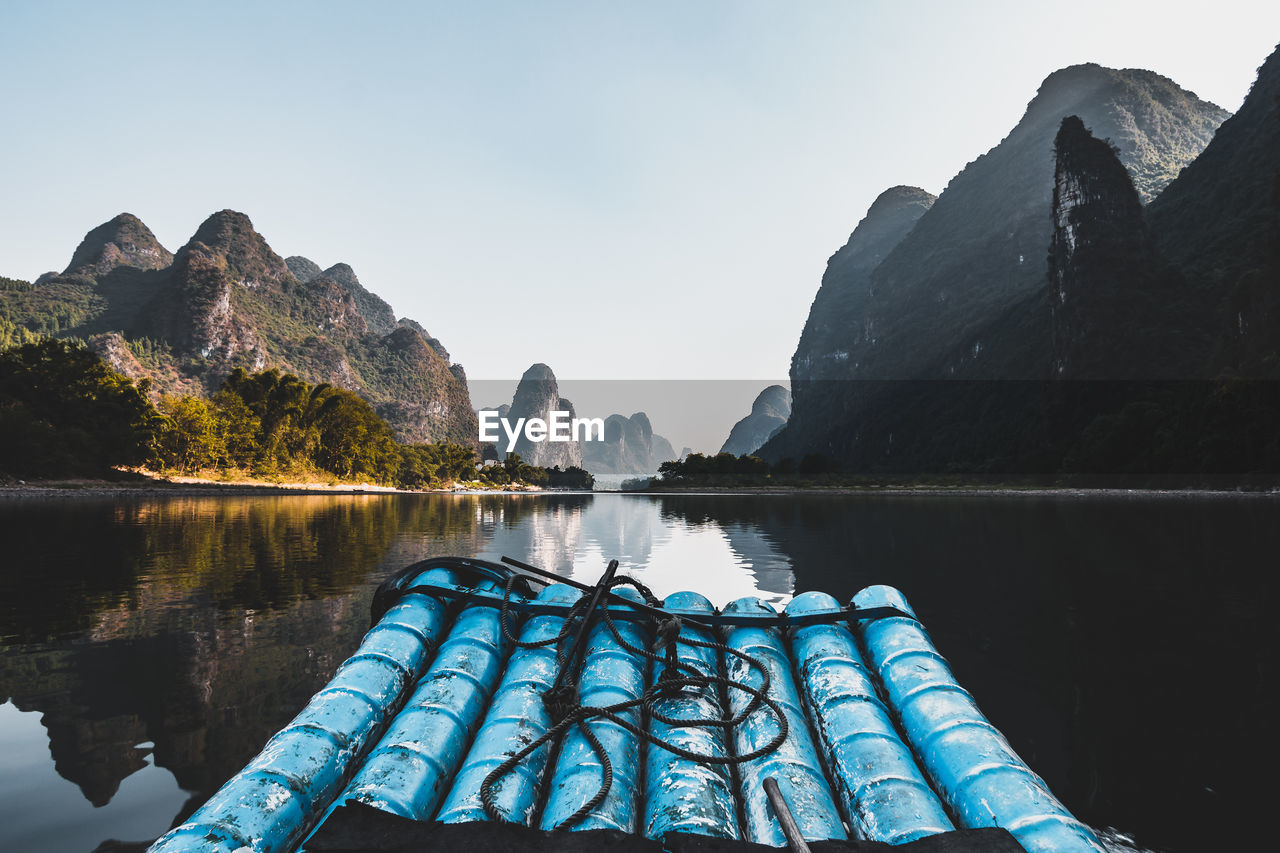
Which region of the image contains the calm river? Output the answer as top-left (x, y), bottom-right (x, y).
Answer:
top-left (0, 492), bottom-right (1272, 851)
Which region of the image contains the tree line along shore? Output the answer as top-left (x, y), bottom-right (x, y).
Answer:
top-left (0, 339), bottom-right (592, 491)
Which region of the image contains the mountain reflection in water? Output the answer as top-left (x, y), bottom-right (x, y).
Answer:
top-left (0, 492), bottom-right (1273, 852)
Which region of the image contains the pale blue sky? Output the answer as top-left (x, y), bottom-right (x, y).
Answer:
top-left (2, 1), bottom-right (1277, 380)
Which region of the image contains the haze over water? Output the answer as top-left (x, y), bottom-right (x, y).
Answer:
top-left (0, 492), bottom-right (1272, 852)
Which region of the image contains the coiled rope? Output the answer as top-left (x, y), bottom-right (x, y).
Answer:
top-left (479, 566), bottom-right (789, 830)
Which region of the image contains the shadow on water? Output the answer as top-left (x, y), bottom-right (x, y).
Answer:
top-left (0, 492), bottom-right (1272, 851)
top-left (659, 493), bottom-right (1276, 852)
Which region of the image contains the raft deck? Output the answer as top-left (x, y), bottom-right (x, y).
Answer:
top-left (146, 558), bottom-right (1103, 853)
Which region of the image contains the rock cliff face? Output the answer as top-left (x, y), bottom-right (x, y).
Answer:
top-left (149, 210), bottom-right (283, 366)
top-left (582, 411), bottom-right (678, 474)
top-left (766, 63), bottom-right (1231, 466)
top-left (720, 385), bottom-right (791, 456)
top-left (833, 64), bottom-right (1221, 383)
top-left (288, 258), bottom-right (398, 336)
top-left (0, 210), bottom-right (476, 445)
top-left (285, 255), bottom-right (323, 281)
top-left (1049, 116), bottom-right (1185, 379)
top-left (369, 325), bottom-right (476, 445)
top-left (505, 363), bottom-right (583, 468)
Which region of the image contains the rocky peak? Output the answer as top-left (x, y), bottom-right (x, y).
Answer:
top-left (1023, 64), bottom-right (1112, 123)
top-left (505, 363), bottom-right (582, 468)
top-left (796, 60), bottom-right (1227, 386)
top-left (1050, 117), bottom-right (1142, 255)
top-left (518, 363), bottom-right (557, 385)
top-left (395, 317), bottom-right (448, 360)
top-left (300, 276), bottom-right (365, 336)
top-left (285, 255), bottom-right (323, 281)
top-left (177, 210), bottom-right (290, 287)
top-left (627, 411), bottom-right (652, 435)
top-left (844, 188), bottom-right (936, 261)
top-left (154, 211), bottom-right (289, 364)
top-left (720, 385), bottom-right (791, 456)
top-left (790, 186), bottom-right (935, 390)
top-left (1017, 64), bottom-right (1229, 203)
top-left (582, 410), bottom-right (677, 474)
top-left (397, 317), bottom-right (428, 336)
top-left (828, 186), bottom-right (936, 281)
top-left (286, 257), bottom-right (397, 335)
top-left (308, 263), bottom-right (397, 335)
top-left (868, 184), bottom-right (936, 210)
top-left (320, 263), bottom-right (359, 289)
top-left (383, 324), bottom-right (433, 357)
top-left (64, 213), bottom-right (173, 276)
top-left (753, 384), bottom-right (791, 418)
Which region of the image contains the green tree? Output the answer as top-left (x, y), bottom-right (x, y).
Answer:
top-left (303, 385), bottom-right (401, 481)
top-left (220, 368), bottom-right (313, 470)
top-left (153, 395), bottom-right (226, 472)
top-left (0, 339), bottom-right (159, 477)
top-left (212, 388), bottom-right (260, 469)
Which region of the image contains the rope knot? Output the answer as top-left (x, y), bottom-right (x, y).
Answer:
top-left (542, 683), bottom-right (577, 725)
top-left (482, 559), bottom-right (789, 832)
top-left (652, 614), bottom-right (682, 653)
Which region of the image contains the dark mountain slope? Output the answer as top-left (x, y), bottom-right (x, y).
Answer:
top-left (791, 186), bottom-right (935, 389)
top-left (854, 64), bottom-right (1226, 383)
top-left (765, 63), bottom-right (1231, 469)
top-left (1146, 42), bottom-right (1280, 376)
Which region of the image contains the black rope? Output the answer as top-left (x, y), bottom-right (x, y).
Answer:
top-left (378, 556), bottom-right (917, 630)
top-left (373, 556), bottom-right (914, 831)
top-left (387, 581), bottom-right (916, 630)
top-left (479, 569), bottom-right (790, 831)
top-left (370, 557), bottom-right (542, 625)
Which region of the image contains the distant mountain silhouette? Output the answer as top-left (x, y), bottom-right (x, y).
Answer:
top-left (720, 385), bottom-right (791, 456)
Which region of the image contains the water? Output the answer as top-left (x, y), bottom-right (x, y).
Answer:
top-left (0, 492), bottom-right (1272, 852)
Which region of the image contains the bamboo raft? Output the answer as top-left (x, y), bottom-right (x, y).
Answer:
top-left (146, 557), bottom-right (1103, 853)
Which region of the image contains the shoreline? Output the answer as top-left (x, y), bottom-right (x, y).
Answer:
top-left (635, 485), bottom-right (1280, 499)
top-left (0, 473), bottom-right (548, 498)
top-left (2, 478), bottom-right (1277, 500)
top-left (0, 479), bottom-right (436, 498)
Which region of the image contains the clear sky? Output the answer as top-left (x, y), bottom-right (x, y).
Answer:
top-left (2, 1), bottom-right (1278, 382)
